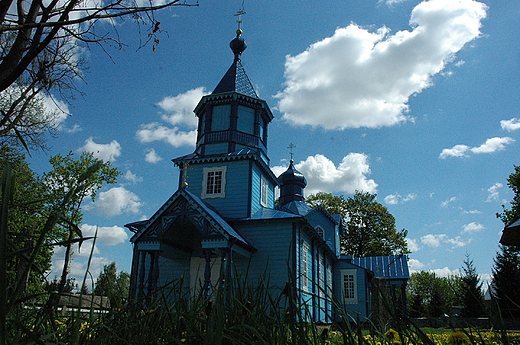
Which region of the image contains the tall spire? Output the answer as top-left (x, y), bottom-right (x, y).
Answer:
top-left (212, 10), bottom-right (257, 98)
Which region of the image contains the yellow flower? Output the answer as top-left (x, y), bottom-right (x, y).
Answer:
top-left (384, 329), bottom-right (399, 341)
top-left (447, 332), bottom-right (470, 345)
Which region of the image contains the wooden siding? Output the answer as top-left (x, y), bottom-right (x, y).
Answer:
top-left (335, 261), bottom-right (369, 322)
top-left (233, 219), bottom-right (294, 290)
top-left (203, 143), bottom-right (229, 155)
top-left (305, 210), bottom-right (338, 255)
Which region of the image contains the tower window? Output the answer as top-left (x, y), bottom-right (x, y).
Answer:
top-left (237, 105), bottom-right (255, 134)
top-left (202, 166), bottom-right (227, 198)
top-left (260, 177), bottom-right (269, 207)
top-left (211, 105), bottom-right (231, 131)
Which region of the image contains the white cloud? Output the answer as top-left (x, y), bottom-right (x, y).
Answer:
top-left (273, 153), bottom-right (377, 195)
top-left (408, 258), bottom-right (425, 272)
top-left (158, 87), bottom-right (207, 127)
top-left (421, 233), bottom-right (447, 247)
top-left (431, 267), bottom-right (460, 277)
top-left (79, 137), bottom-right (122, 162)
top-left (81, 224), bottom-right (128, 246)
top-left (421, 233), bottom-right (470, 248)
top-left (462, 222), bottom-right (485, 233)
top-left (145, 148), bottom-right (163, 163)
top-left (441, 196), bottom-right (456, 207)
top-left (124, 170), bottom-right (143, 184)
top-left (439, 144), bottom-right (469, 158)
top-left (384, 192), bottom-right (417, 205)
top-left (440, 137), bottom-right (515, 158)
top-left (276, 0), bottom-right (487, 130)
top-left (137, 88), bottom-right (208, 148)
top-left (486, 182), bottom-right (503, 202)
top-left (136, 123), bottom-right (197, 147)
top-left (407, 238), bottom-right (420, 252)
top-left (86, 187), bottom-right (142, 217)
top-left (501, 118), bottom-right (520, 132)
top-left (470, 137), bottom-right (515, 154)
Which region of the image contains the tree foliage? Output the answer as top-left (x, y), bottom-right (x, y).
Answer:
top-left (406, 271), bottom-right (462, 318)
top-left (307, 191), bottom-right (409, 257)
top-left (497, 165), bottom-right (520, 226)
top-left (94, 262), bottom-right (130, 309)
top-left (0, 0), bottom-right (196, 150)
top-left (491, 245), bottom-right (520, 318)
top-left (460, 254), bottom-right (485, 317)
top-left (1, 148), bottom-right (120, 300)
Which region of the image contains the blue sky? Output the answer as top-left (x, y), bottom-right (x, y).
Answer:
top-left (28, 0), bottom-right (520, 288)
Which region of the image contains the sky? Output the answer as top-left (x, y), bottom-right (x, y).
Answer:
top-left (27, 0), bottom-right (520, 289)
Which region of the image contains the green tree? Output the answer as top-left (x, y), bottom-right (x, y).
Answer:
top-left (497, 165), bottom-right (520, 226)
top-left (460, 254), bottom-right (485, 317)
top-left (407, 271), bottom-right (461, 317)
top-left (307, 191), bottom-right (409, 256)
top-left (491, 245), bottom-right (520, 318)
top-left (94, 262), bottom-right (130, 309)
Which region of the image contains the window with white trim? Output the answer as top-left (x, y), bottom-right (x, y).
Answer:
top-left (301, 241), bottom-right (310, 292)
top-left (260, 177), bottom-right (269, 207)
top-left (202, 166), bottom-right (226, 199)
top-left (341, 269), bottom-right (357, 304)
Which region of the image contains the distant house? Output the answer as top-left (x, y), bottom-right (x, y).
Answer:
top-left (125, 28), bottom-right (409, 323)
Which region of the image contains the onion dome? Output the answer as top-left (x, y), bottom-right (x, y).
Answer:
top-left (230, 29), bottom-right (247, 61)
top-left (278, 160), bottom-right (307, 205)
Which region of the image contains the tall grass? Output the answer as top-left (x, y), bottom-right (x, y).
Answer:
top-left (2, 162), bottom-right (520, 344)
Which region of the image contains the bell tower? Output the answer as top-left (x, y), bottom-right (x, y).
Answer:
top-left (173, 17), bottom-right (278, 219)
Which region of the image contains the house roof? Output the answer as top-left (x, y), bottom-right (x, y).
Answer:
top-left (346, 255), bottom-right (410, 280)
top-left (127, 188), bottom-right (253, 251)
top-left (500, 218), bottom-right (520, 246)
top-left (243, 207), bottom-right (303, 220)
top-left (212, 60), bottom-right (258, 98)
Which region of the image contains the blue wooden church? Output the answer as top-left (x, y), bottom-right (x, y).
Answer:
top-left (125, 27), bottom-right (409, 323)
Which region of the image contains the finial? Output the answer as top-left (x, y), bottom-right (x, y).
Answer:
top-left (235, 9), bottom-right (246, 34)
top-left (287, 143), bottom-right (296, 163)
top-left (180, 162), bottom-right (192, 188)
top-left (230, 9), bottom-right (247, 61)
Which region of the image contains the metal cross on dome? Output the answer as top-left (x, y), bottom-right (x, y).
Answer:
top-left (234, 9), bottom-right (246, 32)
top-left (287, 143), bottom-right (296, 162)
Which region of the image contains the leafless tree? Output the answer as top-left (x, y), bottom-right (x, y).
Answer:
top-left (0, 0), bottom-right (195, 150)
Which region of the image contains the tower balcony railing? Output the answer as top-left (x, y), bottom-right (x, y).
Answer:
top-left (198, 130), bottom-right (260, 148)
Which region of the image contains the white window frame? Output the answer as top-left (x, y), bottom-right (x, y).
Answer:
top-left (202, 166), bottom-right (227, 199)
top-left (341, 269), bottom-right (357, 304)
top-left (301, 241), bottom-right (310, 292)
top-left (260, 177), bottom-right (269, 207)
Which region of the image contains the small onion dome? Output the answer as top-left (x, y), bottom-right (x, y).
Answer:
top-left (230, 29), bottom-right (247, 61)
top-left (278, 160), bottom-right (307, 204)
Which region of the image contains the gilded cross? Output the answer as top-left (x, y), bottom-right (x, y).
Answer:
top-left (180, 162), bottom-right (192, 188)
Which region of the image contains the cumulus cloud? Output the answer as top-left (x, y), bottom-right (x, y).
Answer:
top-left (408, 258), bottom-right (425, 271)
top-left (158, 87), bottom-right (207, 127)
top-left (136, 123), bottom-right (197, 147)
top-left (86, 187), bottom-right (142, 217)
top-left (272, 153), bottom-right (377, 195)
top-left (145, 148), bottom-right (163, 163)
top-left (486, 182), bottom-right (503, 202)
top-left (462, 222), bottom-right (485, 233)
top-left (501, 118), bottom-right (520, 132)
top-left (407, 238), bottom-right (420, 252)
top-left (79, 137), bottom-right (122, 162)
top-left (440, 137), bottom-right (515, 158)
top-left (421, 233), bottom-right (470, 248)
top-left (81, 224), bottom-right (128, 246)
top-left (384, 192), bottom-right (417, 205)
top-left (124, 170), bottom-right (143, 184)
top-left (276, 0), bottom-right (487, 130)
top-left (137, 88), bottom-right (208, 148)
top-left (431, 267), bottom-right (460, 277)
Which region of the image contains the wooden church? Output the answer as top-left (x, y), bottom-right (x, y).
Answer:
top-left (125, 25), bottom-right (409, 323)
